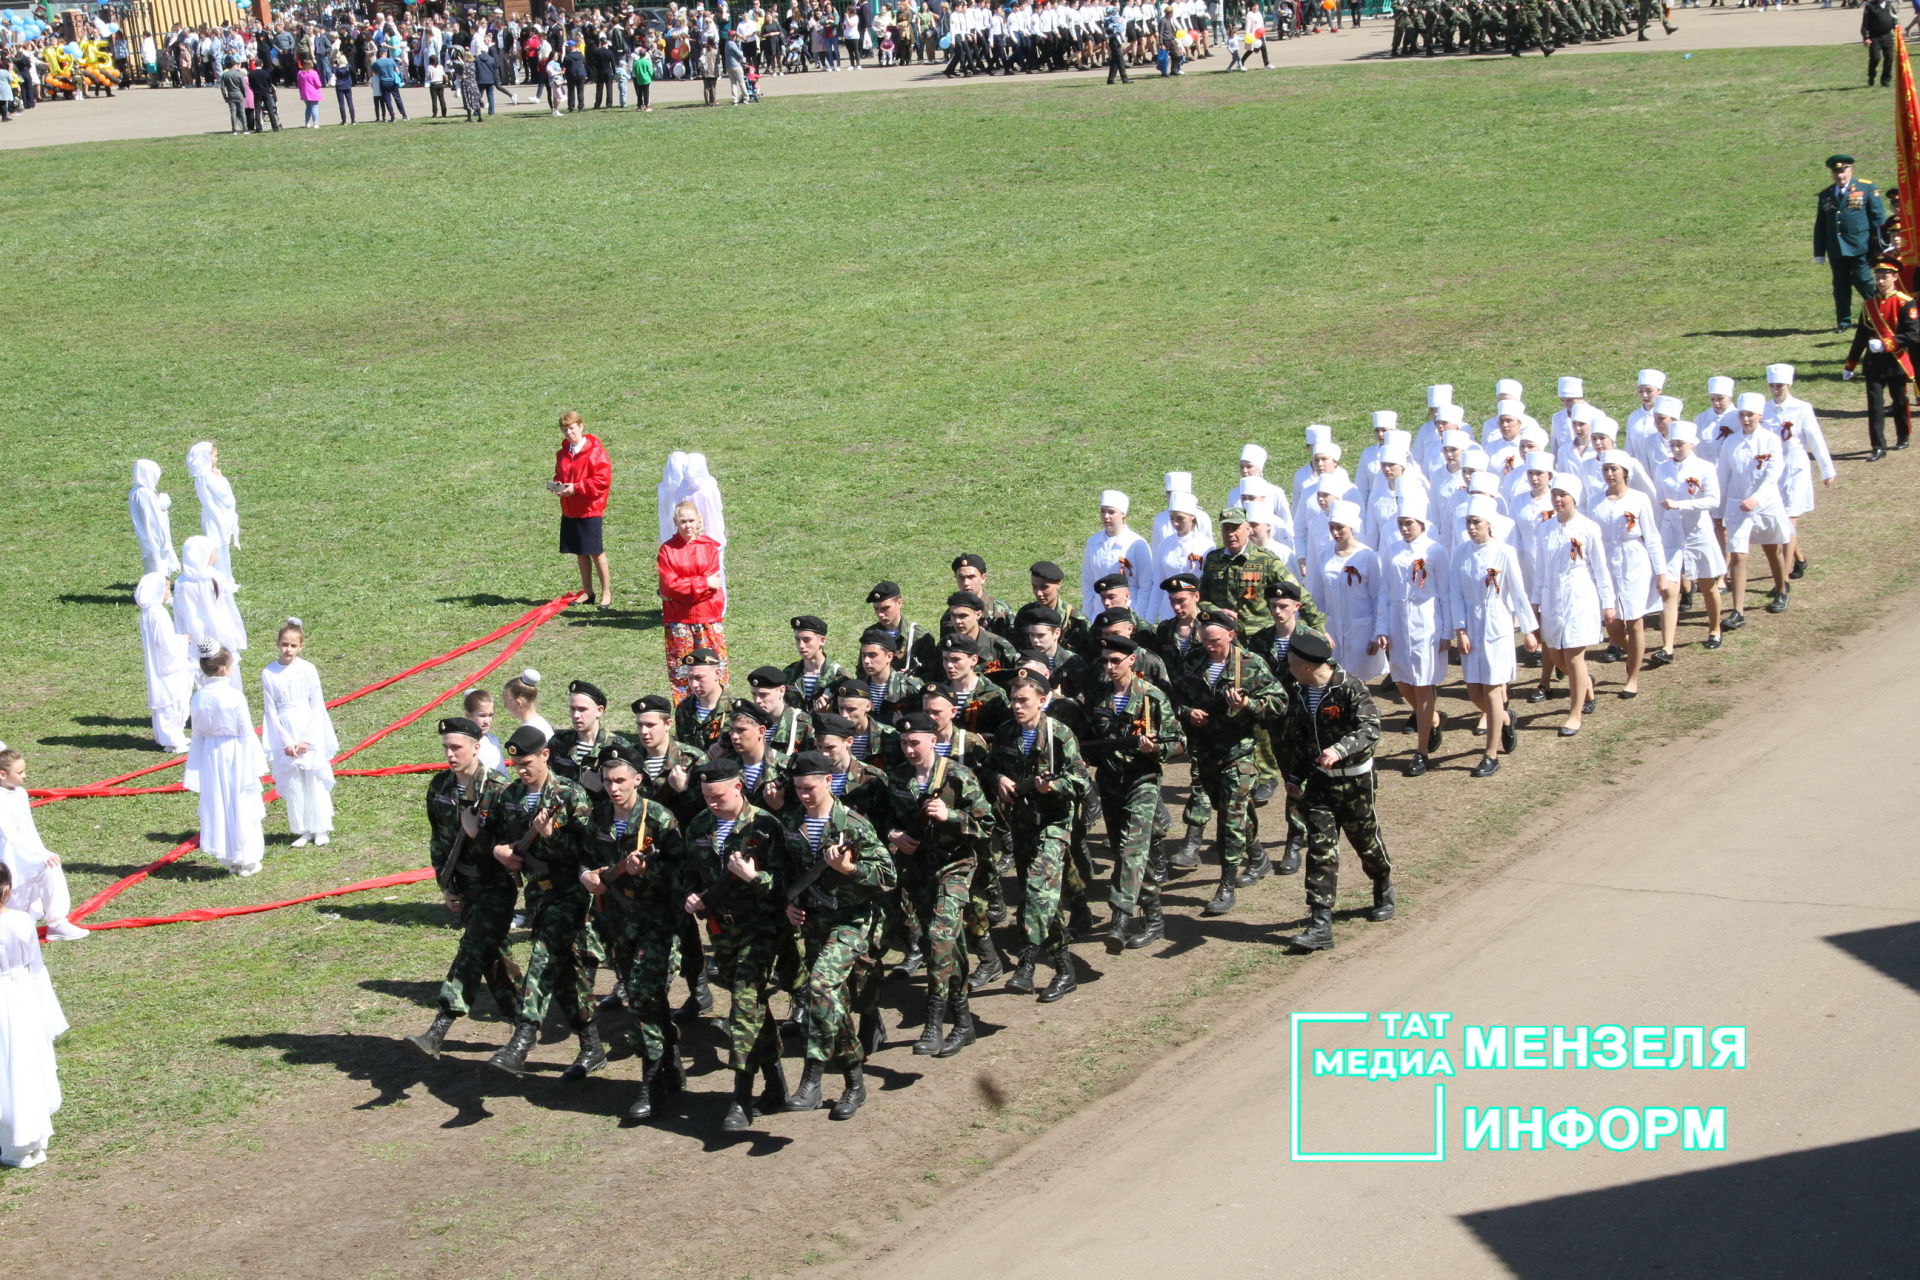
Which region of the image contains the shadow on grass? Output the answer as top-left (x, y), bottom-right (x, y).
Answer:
top-left (1683, 327), bottom-right (1814, 340)
top-left (434, 592), bottom-right (571, 608)
top-left (565, 607), bottom-right (662, 634)
top-left (74, 714), bottom-right (150, 728)
top-left (56, 583), bottom-right (136, 606)
top-left (37, 731), bottom-right (166, 751)
top-left (63, 856), bottom-right (228, 883)
top-left (329, 900), bottom-right (454, 929)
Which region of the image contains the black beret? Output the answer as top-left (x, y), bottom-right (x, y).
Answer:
top-left (946, 590), bottom-right (986, 611)
top-left (1093, 572), bottom-right (1129, 593)
top-left (1160, 573), bottom-right (1201, 593)
top-left (1098, 635), bottom-right (1139, 655)
top-left (567, 679), bottom-right (608, 708)
top-left (505, 725), bottom-right (549, 757)
top-left (1009, 674), bottom-right (1052, 698)
top-left (1015, 648), bottom-right (1050, 665)
top-left (897, 712), bottom-right (938, 736)
top-left (438, 716), bottom-right (483, 740)
top-left (939, 633), bottom-right (978, 656)
top-left (1022, 605), bottom-right (1063, 629)
top-left (951, 552), bottom-right (986, 572)
top-left (1028, 561), bottom-right (1065, 583)
top-left (1197, 609), bottom-right (1239, 631)
top-left (813, 711), bottom-right (857, 738)
top-left (1288, 630), bottom-right (1334, 665)
top-left (678, 647), bottom-right (722, 669)
top-left (746, 665), bottom-right (788, 689)
top-left (729, 699), bottom-right (772, 727)
top-left (631, 693), bottom-right (672, 717)
top-left (600, 743), bottom-right (641, 770)
top-left (788, 749), bottom-right (833, 777)
top-left (1093, 607), bottom-right (1133, 629)
top-left (694, 757), bottom-right (743, 785)
top-left (858, 626), bottom-right (898, 650)
top-left (917, 684), bottom-right (956, 705)
top-left (831, 677), bottom-right (872, 702)
top-left (866, 580), bottom-right (903, 603)
top-left (790, 614), bottom-right (829, 636)
top-left (1265, 578), bottom-right (1303, 602)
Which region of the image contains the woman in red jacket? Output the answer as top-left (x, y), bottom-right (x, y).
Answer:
top-left (657, 500), bottom-right (728, 702)
top-left (551, 410), bottom-right (612, 609)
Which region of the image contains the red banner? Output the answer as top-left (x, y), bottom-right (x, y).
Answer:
top-left (1898, 30), bottom-right (1920, 288)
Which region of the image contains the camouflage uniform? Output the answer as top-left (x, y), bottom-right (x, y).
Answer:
top-left (781, 802), bottom-right (897, 1068)
top-left (945, 676), bottom-right (1012, 742)
top-left (1198, 543), bottom-right (1323, 791)
top-left (588, 797), bottom-right (685, 1061)
top-left (848, 716), bottom-right (903, 770)
top-left (548, 726), bottom-right (635, 970)
top-left (426, 765), bottom-right (520, 1019)
top-left (883, 757), bottom-right (992, 1002)
top-left (1156, 618), bottom-right (1215, 832)
top-left (1249, 623), bottom-right (1329, 852)
top-left (636, 739), bottom-right (711, 991)
top-left (1170, 645), bottom-right (1285, 875)
top-left (673, 695), bottom-right (732, 758)
top-left (1081, 676), bottom-right (1184, 915)
top-left (685, 804), bottom-right (796, 1072)
top-left (735, 748), bottom-right (789, 811)
top-left (952, 627), bottom-right (1021, 686)
top-left (1278, 665), bottom-right (1391, 910)
top-left (782, 658), bottom-right (849, 712)
top-left (827, 753), bottom-right (891, 823)
top-left (938, 730), bottom-right (1007, 945)
top-left (495, 773), bottom-right (600, 1031)
top-left (863, 668), bottom-right (926, 725)
top-left (765, 705), bottom-right (814, 758)
top-left (985, 714), bottom-right (1088, 954)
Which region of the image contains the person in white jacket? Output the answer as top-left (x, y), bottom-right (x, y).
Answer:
top-left (185, 441), bottom-right (240, 582)
top-left (1080, 489), bottom-right (1153, 618)
top-left (261, 619), bottom-right (340, 847)
top-left (1654, 422), bottom-right (1727, 656)
top-left (1150, 493), bottom-right (1214, 618)
top-left (135, 572), bottom-right (194, 751)
top-left (1373, 490), bottom-right (1450, 777)
top-left (1763, 363), bottom-right (1837, 582)
top-left (1717, 392), bottom-right (1792, 628)
top-left (0, 746), bottom-right (88, 941)
top-left (129, 459), bottom-right (180, 577)
top-left (1526, 472), bottom-right (1617, 737)
top-left (1150, 472), bottom-right (1213, 547)
top-left (1591, 451), bottom-right (1670, 699)
top-left (172, 535), bottom-right (247, 687)
top-left (1446, 495), bottom-right (1539, 777)
top-left (1314, 500), bottom-right (1385, 684)
top-left (184, 646), bottom-right (269, 877)
top-left (0, 864), bottom-right (70, 1169)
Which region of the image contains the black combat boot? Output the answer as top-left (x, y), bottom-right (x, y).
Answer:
top-left (968, 933), bottom-right (1005, 989)
top-left (405, 1011), bottom-right (456, 1060)
top-left (660, 1031), bottom-right (688, 1096)
top-left (1147, 840), bottom-right (1169, 885)
top-left (1282, 906), bottom-right (1336, 951)
top-left (938, 986), bottom-right (976, 1057)
top-left (1204, 873), bottom-right (1237, 916)
top-left (1124, 896), bottom-right (1164, 949)
top-left (722, 1069), bottom-right (759, 1132)
top-left (674, 965), bottom-right (714, 1022)
top-left (758, 1058), bottom-right (789, 1112)
top-left (985, 868), bottom-right (1009, 925)
top-left (830, 1065), bottom-right (867, 1120)
top-left (914, 994), bottom-right (948, 1055)
top-left (785, 1058), bottom-right (826, 1112)
top-left (1102, 909), bottom-right (1133, 955)
top-left (488, 1022), bottom-right (538, 1075)
top-left (1068, 896), bottom-right (1097, 940)
top-left (1038, 945), bottom-right (1078, 1002)
top-left (1367, 879), bottom-right (1397, 922)
top-left (598, 980), bottom-right (627, 1012)
top-left (1170, 824), bottom-right (1204, 870)
top-left (1005, 945), bottom-right (1039, 993)
top-left (1277, 835), bottom-right (1304, 876)
top-left (1235, 847), bottom-right (1271, 887)
top-left (562, 1023), bottom-right (608, 1081)
top-left (626, 1055), bottom-right (660, 1122)
top-left (893, 921), bottom-right (926, 977)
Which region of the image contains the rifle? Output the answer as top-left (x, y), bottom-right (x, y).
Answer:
top-left (691, 816), bottom-right (771, 918)
top-left (1081, 684), bottom-right (1179, 759)
top-left (509, 785), bottom-right (568, 890)
top-left (435, 773), bottom-right (489, 897)
top-left (895, 756), bottom-right (953, 854)
top-left (593, 798), bottom-right (652, 915)
top-left (788, 832), bottom-right (852, 909)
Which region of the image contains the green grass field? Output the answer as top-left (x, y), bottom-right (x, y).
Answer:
top-left (0, 43), bottom-right (1887, 1171)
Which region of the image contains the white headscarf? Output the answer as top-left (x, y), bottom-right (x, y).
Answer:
top-left (657, 451), bottom-right (690, 543)
top-left (186, 440), bottom-right (240, 574)
top-left (136, 571), bottom-right (194, 713)
top-left (173, 534), bottom-right (247, 657)
top-left (130, 459), bottom-right (180, 577)
top-left (680, 453), bottom-right (726, 548)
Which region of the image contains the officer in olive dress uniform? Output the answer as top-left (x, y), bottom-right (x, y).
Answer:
top-left (1815, 154), bottom-right (1887, 333)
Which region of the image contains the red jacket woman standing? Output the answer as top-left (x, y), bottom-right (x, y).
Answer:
top-left (552, 410), bottom-right (612, 609)
top-left (657, 500), bottom-right (728, 701)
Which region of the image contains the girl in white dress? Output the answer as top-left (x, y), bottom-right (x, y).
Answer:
top-left (129, 459), bottom-right (180, 577)
top-left (261, 619), bottom-right (339, 847)
top-left (1079, 489), bottom-right (1155, 619)
top-left (0, 863), bottom-right (68, 1169)
top-left (1315, 500), bottom-right (1386, 683)
top-left (1528, 473), bottom-right (1618, 737)
top-left (1655, 422), bottom-right (1728, 656)
top-left (185, 647), bottom-right (269, 877)
top-left (502, 669), bottom-right (555, 742)
top-left (1446, 496), bottom-right (1539, 777)
top-left (135, 572), bottom-right (194, 752)
top-left (172, 535), bottom-right (247, 687)
top-left (0, 747), bottom-right (88, 941)
top-left (185, 441), bottom-right (241, 582)
top-left (1592, 451), bottom-right (1671, 698)
top-left (1373, 491), bottom-right (1451, 777)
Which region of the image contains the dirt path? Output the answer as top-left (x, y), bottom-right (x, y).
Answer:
top-left (833, 577), bottom-right (1920, 1279)
top-left (0, 6), bottom-right (1864, 153)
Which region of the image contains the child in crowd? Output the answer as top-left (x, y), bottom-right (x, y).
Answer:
top-left (0, 746), bottom-right (89, 942)
top-left (261, 619), bottom-right (339, 848)
top-left (0, 862), bottom-right (69, 1170)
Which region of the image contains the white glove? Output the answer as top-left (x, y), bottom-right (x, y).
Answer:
top-left (1843, 369), bottom-right (1857, 381)
top-left (1869, 338), bottom-right (1885, 353)
top-left (1816, 255), bottom-right (1827, 265)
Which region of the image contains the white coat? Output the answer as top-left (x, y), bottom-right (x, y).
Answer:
top-left (1375, 534), bottom-right (1451, 687)
top-left (184, 679), bottom-right (268, 874)
top-left (129, 460), bottom-right (179, 577)
top-left (1445, 537), bottom-right (1537, 686)
top-left (1534, 513), bottom-right (1617, 650)
top-left (1314, 545), bottom-right (1386, 681)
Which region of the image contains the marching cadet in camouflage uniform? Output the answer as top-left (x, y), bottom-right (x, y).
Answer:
top-left (1171, 613), bottom-right (1285, 917)
top-left (1633, 0), bottom-right (1674, 39)
top-left (1018, 605), bottom-right (1093, 701)
top-left (1096, 609), bottom-right (1171, 690)
top-left (951, 553), bottom-right (1019, 641)
top-left (1506, 0), bottom-right (1553, 55)
top-left (405, 716), bottom-right (520, 1060)
top-left (783, 615), bottom-right (848, 713)
top-left (856, 626), bottom-right (926, 725)
top-left (681, 757), bottom-right (796, 1132)
top-left (746, 665), bottom-right (813, 757)
top-left (866, 580), bottom-right (933, 677)
top-left (781, 751), bottom-right (898, 1121)
top-left (832, 678), bottom-right (902, 769)
top-left (723, 701), bottom-right (789, 811)
top-left (1248, 579), bottom-right (1318, 877)
top-left (1275, 631), bottom-right (1396, 953)
top-left (883, 715), bottom-right (993, 1057)
top-left (920, 686), bottom-right (1008, 963)
top-left (933, 633), bottom-right (1011, 740)
top-left (1082, 636), bottom-right (1185, 952)
top-left (811, 712), bottom-right (891, 819)
top-left (632, 693), bottom-right (714, 1020)
top-left (942, 592), bottom-right (1021, 684)
top-left (545, 679), bottom-right (631, 816)
top-left (673, 647), bottom-right (732, 757)
top-left (578, 747), bottom-right (686, 1122)
top-left (1025, 561), bottom-right (1093, 656)
top-left (1090, 574), bottom-right (1157, 648)
top-left (486, 726), bottom-right (604, 1079)
top-left (1391, 0), bottom-right (1414, 54)
top-left (1155, 572), bottom-right (1213, 869)
top-left (986, 676), bottom-right (1090, 1002)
